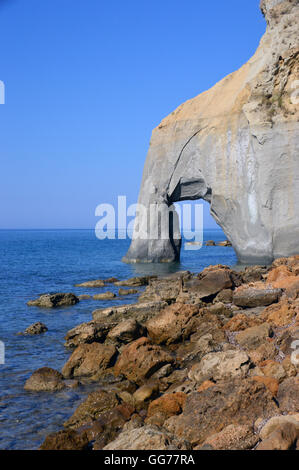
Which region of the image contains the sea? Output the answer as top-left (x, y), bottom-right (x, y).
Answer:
top-left (0, 228), bottom-right (237, 450)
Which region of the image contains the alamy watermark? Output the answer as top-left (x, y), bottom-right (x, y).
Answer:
top-left (0, 340), bottom-right (5, 365)
top-left (0, 80), bottom-right (5, 104)
top-left (95, 196), bottom-right (203, 250)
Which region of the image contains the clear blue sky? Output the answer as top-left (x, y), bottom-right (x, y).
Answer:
top-left (0, 0), bottom-right (265, 229)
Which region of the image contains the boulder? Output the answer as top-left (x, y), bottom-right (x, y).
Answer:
top-left (64, 320), bottom-right (116, 348)
top-left (114, 337), bottom-right (174, 384)
top-left (233, 287), bottom-right (281, 308)
top-left (147, 392), bottom-right (187, 422)
top-left (118, 288), bottom-right (138, 296)
top-left (184, 266), bottom-right (233, 299)
top-left (197, 424), bottom-right (258, 450)
top-left (106, 319), bottom-right (145, 344)
top-left (256, 422), bottom-right (299, 450)
top-left (75, 279), bottom-right (105, 287)
top-left (62, 343), bottom-right (117, 379)
top-left (40, 429), bottom-right (89, 450)
top-left (138, 276), bottom-right (183, 303)
top-left (27, 293), bottom-right (79, 308)
top-left (164, 378), bottom-right (279, 445)
top-left (93, 292), bottom-right (116, 300)
top-left (241, 266), bottom-right (268, 284)
top-left (23, 322), bottom-right (48, 335)
top-left (64, 389), bottom-right (122, 429)
top-left (235, 323), bottom-right (273, 350)
top-left (261, 299), bottom-right (298, 327)
top-left (92, 301), bottom-right (167, 324)
top-left (146, 302), bottom-right (199, 345)
top-left (114, 276), bottom-right (154, 287)
top-left (259, 415), bottom-right (299, 440)
top-left (188, 350), bottom-right (251, 383)
top-left (277, 376), bottom-right (299, 413)
top-left (103, 426), bottom-right (190, 450)
top-left (24, 367), bottom-right (65, 392)
top-left (223, 313), bottom-right (262, 332)
top-left (205, 240), bottom-right (215, 246)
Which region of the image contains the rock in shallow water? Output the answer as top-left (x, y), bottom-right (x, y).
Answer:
top-left (21, 322), bottom-right (48, 335)
top-left (27, 293), bottom-right (79, 308)
top-left (62, 343), bottom-right (118, 379)
top-left (24, 367), bottom-right (65, 392)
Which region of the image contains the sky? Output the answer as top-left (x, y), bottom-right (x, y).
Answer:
top-left (0, 0), bottom-right (266, 229)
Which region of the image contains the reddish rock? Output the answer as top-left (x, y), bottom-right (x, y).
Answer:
top-left (113, 337), bottom-right (174, 384)
top-left (252, 376), bottom-right (279, 396)
top-left (146, 303), bottom-right (199, 345)
top-left (223, 313), bottom-right (262, 332)
top-left (164, 378), bottom-right (279, 446)
top-left (184, 266), bottom-right (233, 299)
top-left (197, 380), bottom-right (216, 393)
top-left (62, 343), bottom-right (117, 379)
top-left (147, 392), bottom-right (186, 422)
top-left (106, 319), bottom-right (145, 344)
top-left (261, 300), bottom-right (298, 327)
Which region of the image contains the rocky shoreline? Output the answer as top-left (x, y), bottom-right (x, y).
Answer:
top-left (24, 256), bottom-right (299, 450)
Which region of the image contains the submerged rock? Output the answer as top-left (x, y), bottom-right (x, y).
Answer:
top-left (93, 292), bottom-right (116, 300)
top-left (24, 367), bottom-right (65, 392)
top-left (27, 293), bottom-right (79, 308)
top-left (118, 288), bottom-right (139, 296)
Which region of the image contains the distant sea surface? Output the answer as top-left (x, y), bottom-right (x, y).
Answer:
top-left (0, 229), bottom-right (237, 450)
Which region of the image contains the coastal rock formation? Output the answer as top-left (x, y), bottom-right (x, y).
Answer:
top-left (27, 293), bottom-right (79, 308)
top-left (124, 0), bottom-right (299, 264)
top-left (24, 367), bottom-right (66, 392)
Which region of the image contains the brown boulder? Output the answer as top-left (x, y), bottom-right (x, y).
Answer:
top-left (198, 424), bottom-right (258, 450)
top-left (277, 376), bottom-right (299, 413)
top-left (146, 303), bottom-right (199, 345)
top-left (23, 322), bottom-right (48, 335)
top-left (106, 319), bottom-right (145, 344)
top-left (93, 292), bottom-right (116, 300)
top-left (27, 293), bottom-right (79, 308)
top-left (118, 288), bottom-right (138, 296)
top-left (223, 313), bottom-right (262, 332)
top-left (236, 323), bottom-right (273, 350)
top-left (115, 276), bottom-right (154, 287)
top-left (233, 286), bottom-right (281, 308)
top-left (64, 389), bottom-right (122, 429)
top-left (147, 392), bottom-right (186, 422)
top-left (114, 337), bottom-right (174, 384)
top-left (62, 343), bottom-right (117, 379)
top-left (261, 299), bottom-right (298, 327)
top-left (64, 320), bottom-right (115, 348)
top-left (75, 279), bottom-right (105, 287)
top-left (252, 376), bottom-right (279, 397)
top-left (40, 429), bottom-right (89, 450)
top-left (24, 367), bottom-right (65, 392)
top-left (256, 422), bottom-right (298, 450)
top-left (184, 266), bottom-right (233, 299)
top-left (164, 378), bottom-right (279, 446)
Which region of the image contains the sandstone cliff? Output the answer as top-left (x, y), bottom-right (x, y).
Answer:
top-left (124, 0), bottom-right (299, 264)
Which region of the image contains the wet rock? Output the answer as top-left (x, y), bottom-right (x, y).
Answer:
top-left (118, 288), bottom-right (139, 296)
top-left (217, 240), bottom-right (232, 247)
top-left (146, 303), bottom-right (199, 345)
top-left (188, 350), bottom-right (250, 384)
top-left (40, 429), bottom-right (89, 450)
top-left (106, 319), bottom-right (145, 345)
top-left (235, 323), bottom-right (273, 350)
top-left (233, 286), bottom-right (282, 308)
top-left (103, 425), bottom-right (191, 450)
top-left (114, 337), bottom-right (174, 384)
top-left (164, 378), bottom-right (279, 446)
top-left (256, 422), bottom-right (298, 450)
top-left (115, 276), bottom-right (155, 287)
top-left (197, 424), bottom-right (258, 450)
top-left (92, 301), bottom-right (167, 324)
top-left (64, 321), bottom-right (116, 348)
top-left (62, 343), bottom-right (117, 379)
top-left (27, 293), bottom-right (79, 308)
top-left (24, 367), bottom-right (65, 392)
top-left (93, 292), bottom-right (116, 300)
top-left (78, 295), bottom-right (91, 300)
top-left (277, 376), bottom-right (299, 413)
top-left (22, 322), bottom-right (48, 335)
top-left (64, 389), bottom-right (122, 429)
top-left (87, 403), bottom-right (135, 449)
top-left (205, 240), bottom-right (215, 246)
top-left (184, 266), bottom-right (233, 300)
top-left (75, 279), bottom-right (105, 287)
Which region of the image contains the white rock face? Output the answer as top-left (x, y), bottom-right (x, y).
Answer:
top-left (124, 0), bottom-right (299, 264)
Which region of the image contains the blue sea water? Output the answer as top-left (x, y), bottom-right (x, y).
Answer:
top-left (0, 229), bottom-right (237, 450)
